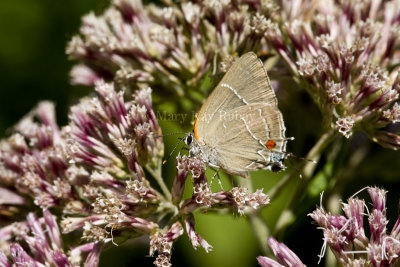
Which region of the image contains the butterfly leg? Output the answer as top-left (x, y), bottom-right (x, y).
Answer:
top-left (257, 149), bottom-right (268, 161)
top-left (209, 164), bottom-right (224, 191)
top-left (178, 146), bottom-right (189, 157)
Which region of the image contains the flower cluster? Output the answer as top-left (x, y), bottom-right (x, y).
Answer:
top-left (264, 0), bottom-right (400, 148)
top-left (257, 237), bottom-right (305, 267)
top-left (176, 155), bottom-right (270, 216)
top-left (6, 0), bottom-right (400, 265)
top-left (310, 187), bottom-right (400, 266)
top-left (168, 154), bottom-right (270, 264)
top-left (0, 80), bottom-right (270, 267)
top-left (66, 0), bottom-right (279, 111)
top-left (0, 101), bottom-right (69, 216)
top-left (0, 209), bottom-right (100, 267)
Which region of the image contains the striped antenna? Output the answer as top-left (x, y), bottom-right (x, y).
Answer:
top-left (154, 132), bottom-right (187, 138)
top-left (162, 136), bottom-right (186, 165)
top-left (286, 152), bottom-right (317, 178)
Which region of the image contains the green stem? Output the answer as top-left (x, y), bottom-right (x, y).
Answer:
top-left (331, 145), bottom-right (367, 198)
top-left (249, 212), bottom-right (271, 256)
top-left (290, 129), bottom-right (337, 200)
top-left (326, 248), bottom-right (337, 267)
top-left (274, 129), bottom-right (337, 234)
top-left (146, 163), bottom-right (172, 201)
top-left (267, 170), bottom-right (293, 200)
top-left (240, 178), bottom-right (272, 256)
top-left (268, 129), bottom-right (336, 199)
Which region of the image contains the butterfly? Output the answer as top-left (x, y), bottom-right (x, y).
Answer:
top-left (184, 52), bottom-right (292, 178)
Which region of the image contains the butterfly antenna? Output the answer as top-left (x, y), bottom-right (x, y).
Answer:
top-left (292, 164), bottom-right (303, 179)
top-left (162, 136), bottom-right (186, 165)
top-left (296, 155), bottom-right (317, 164)
top-left (154, 132), bottom-right (187, 138)
top-left (286, 152), bottom-right (317, 164)
top-left (286, 153), bottom-right (317, 179)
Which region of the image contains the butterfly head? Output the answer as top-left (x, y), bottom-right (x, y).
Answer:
top-left (184, 132), bottom-right (194, 146)
top-left (184, 132), bottom-right (198, 158)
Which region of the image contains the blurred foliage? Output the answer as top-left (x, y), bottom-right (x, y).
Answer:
top-left (0, 0), bottom-right (108, 135)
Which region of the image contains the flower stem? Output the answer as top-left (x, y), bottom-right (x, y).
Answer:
top-left (274, 129), bottom-right (337, 233)
top-left (249, 212), bottom-right (271, 256)
top-left (291, 129), bottom-right (336, 197)
top-left (268, 129), bottom-right (336, 199)
top-left (146, 162), bottom-right (172, 201)
top-left (240, 177), bottom-right (272, 256)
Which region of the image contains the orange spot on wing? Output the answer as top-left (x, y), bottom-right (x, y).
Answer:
top-left (266, 140), bottom-right (276, 150)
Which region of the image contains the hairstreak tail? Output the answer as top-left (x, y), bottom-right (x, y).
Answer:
top-left (184, 52), bottom-right (293, 178)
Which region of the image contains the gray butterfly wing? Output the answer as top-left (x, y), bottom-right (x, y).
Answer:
top-left (195, 52), bottom-right (278, 142)
top-left (213, 103), bottom-right (288, 178)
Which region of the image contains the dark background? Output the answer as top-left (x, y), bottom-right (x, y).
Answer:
top-left (0, 0), bottom-right (109, 135)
